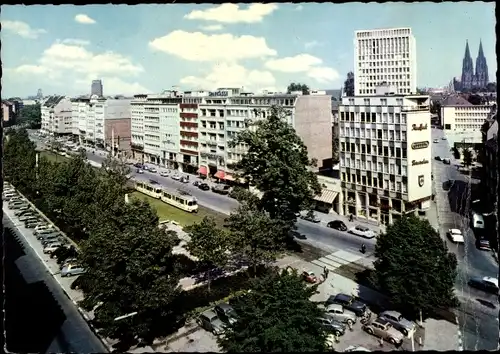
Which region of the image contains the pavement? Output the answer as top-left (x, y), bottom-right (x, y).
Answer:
top-left (432, 128), bottom-right (499, 351)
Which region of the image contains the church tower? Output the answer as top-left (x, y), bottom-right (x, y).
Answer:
top-left (460, 40), bottom-right (474, 91)
top-left (475, 40), bottom-right (489, 89)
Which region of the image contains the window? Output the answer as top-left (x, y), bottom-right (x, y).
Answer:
top-left (396, 147), bottom-right (401, 158)
top-left (396, 182), bottom-right (402, 192)
top-left (403, 183), bottom-right (407, 193)
top-left (384, 179), bottom-right (389, 189)
top-left (342, 172), bottom-right (346, 181)
top-left (377, 162), bottom-right (382, 171)
top-left (402, 165), bottom-right (407, 176)
top-left (373, 177), bottom-right (378, 187)
top-left (390, 164), bottom-right (395, 174)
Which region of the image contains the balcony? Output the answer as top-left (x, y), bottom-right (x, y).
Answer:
top-left (180, 121), bottom-right (198, 128)
top-left (180, 112), bottom-right (198, 119)
top-left (401, 105), bottom-right (429, 112)
top-left (180, 140), bottom-right (198, 147)
top-left (180, 131), bottom-right (198, 138)
top-left (131, 143), bottom-right (144, 151)
top-left (180, 148), bottom-right (198, 156)
top-left (180, 103), bottom-right (198, 109)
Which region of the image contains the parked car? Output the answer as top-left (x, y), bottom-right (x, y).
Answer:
top-left (36, 230), bottom-right (58, 239)
top-left (326, 293), bottom-right (369, 317)
top-left (446, 228), bottom-right (465, 244)
top-left (442, 158), bottom-right (451, 164)
top-left (171, 174), bottom-right (181, 180)
top-left (21, 216), bottom-right (39, 225)
top-left (212, 184), bottom-right (231, 195)
top-left (19, 213), bottom-right (38, 221)
top-left (160, 171), bottom-right (169, 177)
top-left (442, 137), bottom-right (446, 140)
top-left (9, 202), bottom-right (28, 210)
top-left (41, 236), bottom-right (63, 246)
top-left (327, 220), bottom-right (348, 231)
top-left (180, 177), bottom-right (189, 183)
top-left (197, 309), bottom-right (226, 335)
top-left (43, 243), bottom-right (62, 254)
top-left (214, 302), bottom-right (238, 325)
top-left (14, 207), bottom-right (31, 216)
top-left (61, 264), bottom-right (86, 277)
top-left (198, 183), bottom-right (210, 191)
top-left (433, 139), bottom-right (439, 143)
top-left (192, 180), bottom-right (200, 187)
top-left (324, 304), bottom-right (357, 325)
top-left (60, 258), bottom-right (78, 270)
top-left (136, 168), bottom-right (144, 174)
top-left (362, 318), bottom-right (404, 345)
top-left (34, 225), bottom-right (53, 234)
top-left (300, 213), bottom-right (321, 223)
top-left (317, 315), bottom-right (346, 336)
top-left (476, 238), bottom-right (490, 251)
top-left (133, 163), bottom-right (143, 168)
top-left (378, 310), bottom-right (416, 336)
top-left (468, 276), bottom-right (498, 294)
top-left (348, 225), bottom-right (376, 239)
top-left (25, 220), bottom-right (41, 228)
top-left (434, 156), bottom-right (442, 161)
top-left (149, 168), bottom-right (157, 173)
top-left (302, 270), bottom-right (318, 284)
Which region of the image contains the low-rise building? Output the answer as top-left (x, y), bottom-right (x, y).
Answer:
top-left (338, 84), bottom-right (432, 226)
top-left (2, 101), bottom-right (16, 125)
top-left (41, 96), bottom-right (72, 136)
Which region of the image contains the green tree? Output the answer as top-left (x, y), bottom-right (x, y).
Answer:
top-left (218, 268), bottom-right (328, 352)
top-left (287, 82), bottom-right (310, 95)
top-left (230, 105), bottom-right (321, 230)
top-left (462, 148), bottom-right (473, 169)
top-left (79, 198), bottom-right (181, 345)
top-left (450, 146), bottom-right (461, 160)
top-left (18, 104), bottom-right (41, 125)
top-left (343, 71), bottom-right (355, 97)
top-left (225, 199), bottom-right (285, 276)
top-left (185, 217), bottom-right (230, 292)
top-left (486, 82), bottom-right (497, 92)
top-left (332, 126), bottom-right (340, 163)
top-left (371, 215), bottom-right (459, 319)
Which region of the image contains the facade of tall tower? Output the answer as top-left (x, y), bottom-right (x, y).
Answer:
top-left (475, 41), bottom-right (489, 89)
top-left (91, 80), bottom-right (103, 97)
top-left (460, 40), bottom-right (489, 91)
top-left (460, 41), bottom-right (474, 91)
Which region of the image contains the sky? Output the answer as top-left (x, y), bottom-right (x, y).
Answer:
top-left (1, 3), bottom-right (496, 98)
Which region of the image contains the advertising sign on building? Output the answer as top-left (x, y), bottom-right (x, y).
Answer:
top-left (209, 91), bottom-right (229, 97)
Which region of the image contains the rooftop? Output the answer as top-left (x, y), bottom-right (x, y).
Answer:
top-left (441, 95), bottom-right (473, 107)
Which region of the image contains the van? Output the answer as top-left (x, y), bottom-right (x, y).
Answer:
top-left (471, 213), bottom-right (485, 230)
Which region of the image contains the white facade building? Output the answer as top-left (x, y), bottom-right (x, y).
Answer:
top-left (41, 96), bottom-right (72, 135)
top-left (338, 91), bottom-right (432, 225)
top-left (354, 27), bottom-right (417, 96)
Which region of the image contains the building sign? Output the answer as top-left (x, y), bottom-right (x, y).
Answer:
top-left (209, 91), bottom-right (228, 97)
top-left (411, 141), bottom-right (429, 150)
top-left (411, 123), bottom-right (428, 131)
top-left (418, 175), bottom-right (424, 187)
top-left (411, 159), bottom-right (429, 166)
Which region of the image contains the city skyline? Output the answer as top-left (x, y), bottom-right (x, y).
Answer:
top-left (1, 2), bottom-right (496, 97)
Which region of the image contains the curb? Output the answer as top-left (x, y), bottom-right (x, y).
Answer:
top-left (456, 315), bottom-right (464, 351)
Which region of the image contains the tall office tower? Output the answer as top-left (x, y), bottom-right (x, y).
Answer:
top-left (91, 80), bottom-right (103, 97)
top-left (354, 27), bottom-right (417, 96)
top-left (37, 89), bottom-right (43, 99)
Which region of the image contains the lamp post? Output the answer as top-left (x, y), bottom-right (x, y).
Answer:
top-left (114, 312), bottom-right (138, 322)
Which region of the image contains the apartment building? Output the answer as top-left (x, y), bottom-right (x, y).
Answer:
top-left (354, 27), bottom-right (417, 96)
top-left (71, 97), bottom-right (90, 140)
top-left (41, 96), bottom-right (72, 136)
top-left (2, 101), bottom-right (15, 125)
top-left (338, 85), bottom-right (432, 225)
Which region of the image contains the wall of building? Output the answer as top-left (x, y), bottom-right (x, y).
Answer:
top-left (53, 98), bottom-right (73, 134)
top-left (104, 118), bottom-right (131, 152)
top-left (441, 105), bottom-right (491, 132)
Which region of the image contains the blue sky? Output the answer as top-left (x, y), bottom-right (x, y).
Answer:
top-left (1, 3), bottom-right (496, 97)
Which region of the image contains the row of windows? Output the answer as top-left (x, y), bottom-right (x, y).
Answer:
top-left (341, 143), bottom-right (408, 158)
top-left (454, 124), bottom-right (483, 130)
top-left (340, 111), bottom-right (407, 124)
top-left (342, 158), bottom-right (408, 175)
top-left (361, 67), bottom-right (409, 74)
top-left (454, 117), bottom-right (487, 122)
top-left (360, 60), bottom-right (409, 68)
top-left (342, 172), bottom-right (408, 193)
top-left (341, 127), bottom-right (407, 141)
top-left (359, 88), bottom-right (411, 95)
top-left (357, 29), bottom-right (410, 38)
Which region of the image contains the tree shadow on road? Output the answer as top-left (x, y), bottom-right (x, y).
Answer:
top-left (446, 180), bottom-right (474, 216)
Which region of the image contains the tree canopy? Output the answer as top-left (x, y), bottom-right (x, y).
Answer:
top-left (287, 82), bottom-right (310, 95)
top-left (217, 268), bottom-right (327, 352)
top-left (3, 129), bottom-right (37, 196)
top-left (462, 148), bottom-right (473, 169)
top-left (371, 215), bottom-right (459, 318)
top-left (18, 104), bottom-right (42, 127)
top-left (343, 72), bottom-right (355, 97)
top-left (230, 105), bottom-right (321, 229)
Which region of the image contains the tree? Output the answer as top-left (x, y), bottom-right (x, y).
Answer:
top-left (332, 126), bottom-right (340, 163)
top-left (371, 215), bottom-right (459, 319)
top-left (185, 217), bottom-right (230, 292)
top-left (230, 105), bottom-right (321, 231)
top-left (79, 198), bottom-right (181, 345)
top-left (467, 94), bottom-right (484, 105)
top-left (462, 148), bottom-right (473, 169)
top-left (451, 146), bottom-right (461, 160)
top-left (18, 104), bottom-right (41, 125)
top-left (287, 82), bottom-right (310, 95)
top-left (217, 268), bottom-right (328, 352)
top-left (225, 199), bottom-right (285, 276)
top-left (343, 72), bottom-right (354, 97)
top-left (486, 82), bottom-right (497, 92)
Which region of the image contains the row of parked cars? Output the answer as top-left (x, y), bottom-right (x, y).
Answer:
top-left (3, 183), bottom-right (86, 278)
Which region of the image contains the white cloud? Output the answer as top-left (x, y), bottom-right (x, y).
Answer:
top-left (294, 5), bottom-right (304, 11)
top-left (184, 4), bottom-right (278, 24)
top-left (75, 14), bottom-right (96, 24)
top-left (180, 63), bottom-right (276, 91)
top-left (60, 38), bottom-right (91, 46)
top-left (265, 54), bottom-right (323, 73)
top-left (200, 24), bottom-right (224, 32)
top-left (307, 67), bottom-right (340, 83)
top-left (304, 40), bottom-right (322, 49)
top-left (149, 30), bottom-right (277, 62)
top-left (1, 20), bottom-right (46, 39)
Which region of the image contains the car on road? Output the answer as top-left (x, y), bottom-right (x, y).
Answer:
top-left (59, 258), bottom-right (78, 269)
top-left (198, 183), bottom-right (210, 191)
top-left (446, 228), bottom-right (465, 244)
top-left (348, 225), bottom-right (376, 239)
top-left (324, 304), bottom-right (357, 325)
top-left (21, 216), bottom-right (39, 224)
top-left (362, 317), bottom-right (404, 345)
top-left (41, 235), bottom-right (64, 246)
top-left (171, 174), bottom-right (181, 180)
top-left (434, 156), bottom-right (442, 161)
top-left (300, 213), bottom-right (321, 223)
top-left (214, 302), bottom-right (238, 325)
top-left (25, 220), bottom-right (41, 228)
top-left (302, 270), bottom-right (318, 284)
top-left (318, 315), bottom-right (346, 336)
top-left (14, 207), bottom-right (31, 216)
top-left (433, 139), bottom-right (439, 143)
top-left (36, 229), bottom-right (57, 238)
top-left (476, 238), bottom-right (490, 251)
top-left (442, 137), bottom-right (446, 140)
top-left (378, 310), bottom-right (416, 336)
top-left (34, 224), bottom-right (53, 234)
top-left (43, 242), bottom-right (62, 254)
top-left (326, 293), bottom-right (369, 317)
top-left (442, 158), bottom-right (451, 164)
top-left (149, 168), bottom-right (157, 173)
top-left (9, 202), bottom-right (28, 210)
top-left (61, 264), bottom-right (86, 277)
top-left (180, 176), bottom-right (189, 183)
top-left (197, 309), bottom-right (226, 335)
top-left (468, 276), bottom-right (498, 294)
top-left (327, 220), bottom-right (348, 231)
top-left (159, 171), bottom-right (169, 177)
top-left (136, 168), bottom-right (144, 174)
top-left (212, 184), bottom-right (231, 195)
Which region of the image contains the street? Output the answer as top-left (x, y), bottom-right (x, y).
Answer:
top-left (431, 128), bottom-right (499, 351)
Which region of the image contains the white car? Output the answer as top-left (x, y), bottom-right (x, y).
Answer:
top-left (160, 171), bottom-right (169, 177)
top-left (43, 242), bottom-right (62, 254)
top-left (433, 139), bottom-right (439, 143)
top-left (447, 228), bottom-right (465, 243)
top-left (348, 225), bottom-right (376, 239)
top-left (149, 168), bottom-right (157, 173)
top-left (171, 174), bottom-right (181, 181)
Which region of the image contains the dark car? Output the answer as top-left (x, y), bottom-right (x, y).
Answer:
top-left (193, 181), bottom-right (200, 187)
top-left (212, 184), bottom-right (231, 195)
top-left (468, 276), bottom-right (498, 294)
top-left (476, 238), bottom-right (490, 251)
top-left (318, 316), bottom-right (346, 336)
top-left (198, 183), bottom-right (210, 191)
top-left (434, 156), bottom-right (441, 161)
top-left (214, 302), bottom-right (238, 325)
top-left (326, 293), bottom-right (368, 317)
top-left (327, 220), bottom-right (348, 231)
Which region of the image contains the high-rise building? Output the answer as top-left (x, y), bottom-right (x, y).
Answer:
top-left (91, 80), bottom-right (103, 97)
top-left (459, 40), bottom-right (489, 91)
top-left (37, 89), bottom-right (43, 99)
top-left (353, 27), bottom-right (417, 96)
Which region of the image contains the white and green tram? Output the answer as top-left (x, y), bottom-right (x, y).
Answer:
top-left (135, 181), bottom-right (198, 213)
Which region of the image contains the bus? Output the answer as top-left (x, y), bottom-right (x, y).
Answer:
top-left (135, 181), bottom-right (198, 213)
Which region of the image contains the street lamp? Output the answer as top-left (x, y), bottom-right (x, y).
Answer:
top-left (114, 312), bottom-right (138, 321)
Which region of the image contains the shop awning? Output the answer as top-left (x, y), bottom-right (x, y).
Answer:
top-left (225, 174), bottom-right (235, 181)
top-left (214, 170), bottom-right (225, 179)
top-left (198, 166), bottom-right (208, 175)
top-left (314, 190), bottom-right (338, 204)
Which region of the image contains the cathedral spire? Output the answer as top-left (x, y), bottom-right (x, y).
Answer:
top-left (478, 39), bottom-right (484, 58)
top-left (464, 40), bottom-right (471, 59)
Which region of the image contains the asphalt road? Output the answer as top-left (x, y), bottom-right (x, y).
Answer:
top-left (431, 128), bottom-right (499, 351)
top-left (3, 215), bottom-right (108, 353)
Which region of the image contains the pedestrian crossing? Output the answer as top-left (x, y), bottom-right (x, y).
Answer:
top-left (311, 250), bottom-right (365, 272)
